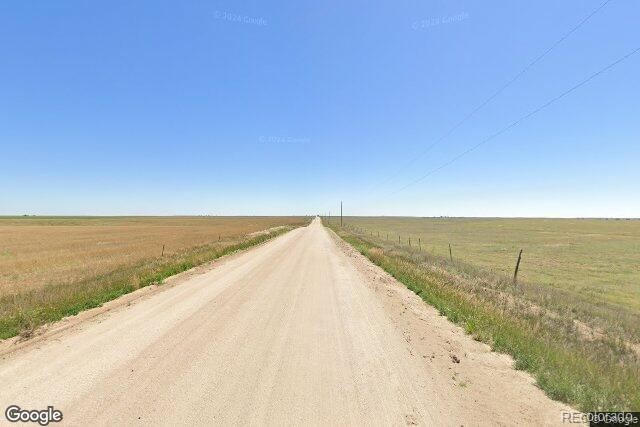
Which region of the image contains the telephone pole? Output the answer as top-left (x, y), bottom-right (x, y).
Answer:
top-left (340, 201), bottom-right (343, 227)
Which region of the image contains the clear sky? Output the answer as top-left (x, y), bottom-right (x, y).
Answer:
top-left (1, 0), bottom-right (638, 217)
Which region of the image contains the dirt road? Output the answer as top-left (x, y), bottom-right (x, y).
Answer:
top-left (0, 218), bottom-right (573, 426)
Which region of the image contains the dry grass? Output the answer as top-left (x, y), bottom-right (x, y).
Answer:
top-left (0, 216), bottom-right (306, 296)
top-left (0, 216), bottom-right (308, 339)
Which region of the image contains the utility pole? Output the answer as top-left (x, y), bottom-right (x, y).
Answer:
top-left (340, 201), bottom-right (343, 227)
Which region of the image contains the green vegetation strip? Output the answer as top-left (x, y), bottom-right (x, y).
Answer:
top-left (330, 226), bottom-right (639, 412)
top-left (0, 227), bottom-right (293, 340)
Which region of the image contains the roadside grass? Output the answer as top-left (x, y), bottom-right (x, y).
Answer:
top-left (328, 224), bottom-right (640, 412)
top-left (338, 217), bottom-right (640, 350)
top-left (336, 217), bottom-right (640, 312)
top-left (0, 226), bottom-right (294, 340)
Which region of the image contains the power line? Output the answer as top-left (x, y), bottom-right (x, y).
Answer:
top-left (390, 46), bottom-right (640, 195)
top-left (372, 0), bottom-right (614, 190)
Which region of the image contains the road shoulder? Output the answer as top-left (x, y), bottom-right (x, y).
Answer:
top-left (326, 226), bottom-right (578, 426)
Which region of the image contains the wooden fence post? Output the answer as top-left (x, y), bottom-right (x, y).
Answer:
top-left (513, 249), bottom-right (523, 284)
top-left (449, 243), bottom-right (453, 262)
top-left (419, 238), bottom-right (421, 251)
top-left (161, 244), bottom-right (165, 257)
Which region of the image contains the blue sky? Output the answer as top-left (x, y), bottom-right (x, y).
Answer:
top-left (1, 0), bottom-right (638, 217)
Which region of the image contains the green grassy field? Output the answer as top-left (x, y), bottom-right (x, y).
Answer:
top-left (336, 217), bottom-right (640, 311)
top-left (327, 217), bottom-right (640, 411)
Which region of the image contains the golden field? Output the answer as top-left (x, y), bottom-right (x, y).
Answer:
top-left (0, 216), bottom-right (308, 339)
top-left (0, 216), bottom-right (306, 296)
